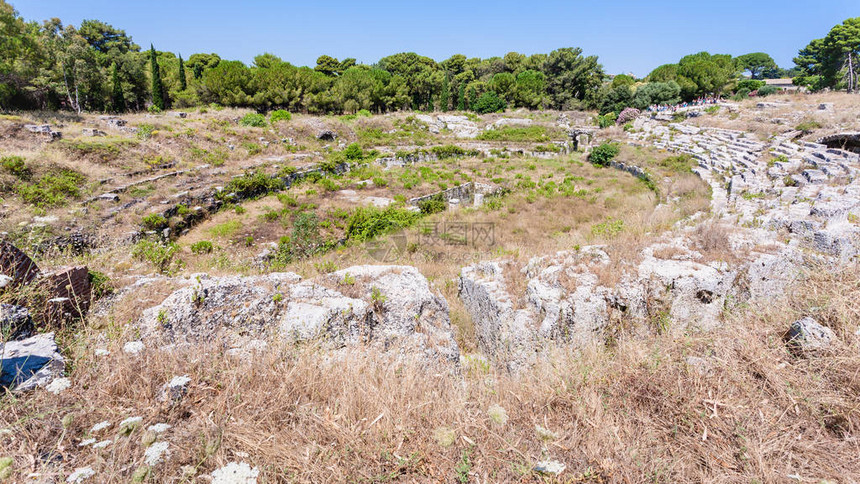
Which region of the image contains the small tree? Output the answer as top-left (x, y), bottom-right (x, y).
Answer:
top-left (111, 62), bottom-right (125, 113)
top-left (440, 75), bottom-right (450, 112)
top-left (149, 44), bottom-right (165, 110)
top-left (178, 54), bottom-right (187, 91)
top-left (467, 86), bottom-right (477, 110)
top-left (472, 91), bottom-right (506, 114)
top-left (457, 83), bottom-right (466, 110)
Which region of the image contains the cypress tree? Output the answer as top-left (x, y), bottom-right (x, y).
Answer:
top-left (178, 54), bottom-right (187, 91)
top-left (440, 75), bottom-right (449, 112)
top-left (426, 92), bottom-right (434, 112)
top-left (111, 62), bottom-right (125, 113)
top-left (467, 86), bottom-right (477, 111)
top-left (457, 83), bottom-right (466, 111)
top-left (149, 44), bottom-right (165, 110)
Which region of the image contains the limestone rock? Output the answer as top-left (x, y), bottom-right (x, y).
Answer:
top-left (786, 317), bottom-right (834, 353)
top-left (137, 266), bottom-right (459, 364)
top-left (0, 304), bottom-right (34, 340)
top-left (493, 118), bottom-right (532, 128)
top-left (0, 332), bottom-right (65, 392)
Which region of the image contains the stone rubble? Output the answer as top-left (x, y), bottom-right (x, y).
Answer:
top-left (459, 231), bottom-right (805, 371)
top-left (0, 332), bottom-right (65, 392)
top-left (136, 265), bottom-right (459, 365)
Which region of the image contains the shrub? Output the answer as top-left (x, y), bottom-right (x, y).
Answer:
top-left (141, 213), bottom-right (168, 230)
top-left (346, 206), bottom-right (421, 242)
top-left (132, 239), bottom-right (182, 274)
top-left (472, 91), bottom-right (506, 114)
top-left (597, 112), bottom-right (616, 128)
top-left (239, 113), bottom-right (267, 127)
top-left (343, 143), bottom-right (364, 160)
top-left (418, 196), bottom-right (446, 215)
top-left (616, 107), bottom-right (640, 126)
top-left (736, 79), bottom-right (765, 92)
top-left (269, 109), bottom-right (291, 123)
top-left (591, 218), bottom-right (625, 238)
top-left (795, 120), bottom-right (822, 133)
top-left (242, 142), bottom-right (262, 156)
top-left (217, 170), bottom-right (284, 201)
top-left (190, 240), bottom-right (214, 254)
top-left (16, 169), bottom-right (86, 208)
top-left (757, 85), bottom-right (777, 97)
top-left (137, 123), bottom-right (156, 139)
top-left (588, 143), bottom-right (620, 167)
top-left (430, 145), bottom-right (478, 159)
top-left (88, 270), bottom-right (113, 299)
top-left (732, 88), bottom-right (751, 101)
top-left (357, 109), bottom-right (372, 117)
top-left (1, 156), bottom-right (30, 180)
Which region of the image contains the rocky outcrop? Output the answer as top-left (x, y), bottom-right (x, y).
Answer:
top-left (785, 317), bottom-right (834, 354)
top-left (414, 115), bottom-right (479, 138)
top-left (459, 232), bottom-right (805, 371)
top-left (0, 332), bottom-right (65, 391)
top-left (0, 304), bottom-right (34, 340)
top-left (137, 266), bottom-right (459, 365)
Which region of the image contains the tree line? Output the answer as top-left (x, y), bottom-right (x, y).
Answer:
top-left (0, 1), bottom-right (856, 115)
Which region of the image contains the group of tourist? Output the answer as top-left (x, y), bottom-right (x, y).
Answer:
top-left (647, 96), bottom-right (722, 113)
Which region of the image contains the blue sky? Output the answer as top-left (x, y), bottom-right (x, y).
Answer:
top-left (11, 0), bottom-right (857, 76)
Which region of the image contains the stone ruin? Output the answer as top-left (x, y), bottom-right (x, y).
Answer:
top-left (817, 132), bottom-right (860, 154)
top-left (568, 127), bottom-right (595, 152)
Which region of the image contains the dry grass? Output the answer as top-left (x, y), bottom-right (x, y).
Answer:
top-left (2, 267), bottom-right (859, 483)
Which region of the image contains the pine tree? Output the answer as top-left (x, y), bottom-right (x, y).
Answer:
top-left (111, 62), bottom-right (125, 113)
top-left (178, 54), bottom-right (187, 91)
top-left (440, 75), bottom-right (449, 112)
top-left (457, 83), bottom-right (466, 111)
top-left (150, 44), bottom-right (165, 110)
top-left (467, 86), bottom-right (477, 111)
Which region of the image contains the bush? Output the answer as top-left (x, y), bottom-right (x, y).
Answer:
top-left (757, 85), bottom-right (777, 97)
top-left (736, 79), bottom-right (765, 92)
top-left (472, 91), bottom-right (506, 114)
top-left (597, 112), bottom-right (616, 128)
top-left (795, 120), bottom-right (822, 133)
top-left (141, 213), bottom-right (168, 230)
top-left (588, 143), bottom-right (620, 167)
top-left (346, 206), bottom-right (421, 242)
top-left (732, 88), bottom-right (751, 101)
top-left (616, 107), bottom-right (640, 126)
top-left (190, 240), bottom-right (214, 254)
top-left (1, 156), bottom-right (30, 180)
top-left (430, 145), bottom-right (478, 159)
top-left (242, 142), bottom-right (262, 156)
top-left (269, 109), bottom-right (291, 123)
top-left (132, 239), bottom-right (182, 274)
top-left (137, 123), bottom-right (156, 139)
top-left (418, 196), bottom-right (446, 215)
top-left (343, 143), bottom-right (364, 160)
top-left (240, 112), bottom-right (267, 127)
top-left (217, 170), bottom-right (284, 201)
top-left (16, 169), bottom-right (86, 208)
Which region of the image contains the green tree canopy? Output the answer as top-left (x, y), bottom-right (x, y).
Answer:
top-left (736, 52), bottom-right (777, 79)
top-left (793, 17), bottom-right (860, 92)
